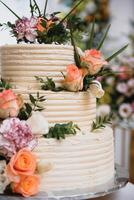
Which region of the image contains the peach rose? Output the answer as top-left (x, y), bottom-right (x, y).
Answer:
top-left (81, 49), bottom-right (108, 75)
top-left (36, 17), bottom-right (54, 32)
top-left (12, 175), bottom-right (40, 197)
top-left (6, 149), bottom-right (36, 182)
top-left (0, 89), bottom-right (23, 119)
top-left (62, 64), bottom-right (84, 92)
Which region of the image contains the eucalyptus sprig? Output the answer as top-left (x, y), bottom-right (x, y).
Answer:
top-left (0, 78), bottom-right (12, 92)
top-left (35, 76), bottom-right (64, 92)
top-left (91, 113), bottom-right (113, 132)
top-left (44, 122), bottom-right (80, 140)
top-left (18, 92), bottom-right (46, 120)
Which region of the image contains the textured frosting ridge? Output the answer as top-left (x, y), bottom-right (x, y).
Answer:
top-left (14, 89), bottom-right (96, 132)
top-left (34, 126), bottom-right (114, 192)
top-left (1, 44), bottom-right (75, 89)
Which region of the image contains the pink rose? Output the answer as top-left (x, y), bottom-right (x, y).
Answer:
top-left (62, 64), bottom-right (84, 92)
top-left (0, 89), bottom-right (23, 119)
top-left (81, 49), bottom-right (108, 75)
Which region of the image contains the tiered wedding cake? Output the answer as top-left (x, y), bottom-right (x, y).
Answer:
top-left (0, 0), bottom-right (127, 197)
top-left (1, 44), bottom-right (114, 192)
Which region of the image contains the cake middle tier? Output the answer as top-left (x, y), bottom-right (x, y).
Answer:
top-left (15, 90), bottom-right (96, 132)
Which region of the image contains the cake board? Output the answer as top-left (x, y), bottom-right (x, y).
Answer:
top-left (0, 164), bottom-right (128, 200)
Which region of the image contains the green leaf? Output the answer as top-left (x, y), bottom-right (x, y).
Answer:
top-left (0, 78), bottom-right (12, 91)
top-left (44, 122), bottom-right (80, 140)
top-left (33, 0), bottom-right (41, 16)
top-left (0, 0), bottom-right (21, 19)
top-left (36, 76), bottom-right (64, 92)
top-left (70, 24), bottom-right (81, 67)
top-left (91, 113), bottom-right (113, 132)
top-left (29, 94), bottom-right (36, 105)
top-left (88, 18), bottom-right (95, 49)
top-left (106, 44), bottom-right (128, 62)
top-left (97, 24), bottom-right (111, 50)
top-left (60, 0), bottom-right (85, 24)
top-left (25, 103), bottom-right (32, 115)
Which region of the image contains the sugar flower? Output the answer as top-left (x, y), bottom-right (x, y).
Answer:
top-left (0, 118), bottom-right (37, 158)
top-left (62, 64), bottom-right (84, 92)
top-left (0, 89), bottom-right (23, 119)
top-left (27, 111), bottom-right (49, 136)
top-left (89, 80), bottom-right (105, 98)
top-left (15, 17), bottom-right (37, 42)
top-left (119, 103), bottom-right (133, 118)
top-left (81, 49), bottom-right (108, 75)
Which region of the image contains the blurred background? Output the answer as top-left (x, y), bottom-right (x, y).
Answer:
top-left (0, 0), bottom-right (134, 180)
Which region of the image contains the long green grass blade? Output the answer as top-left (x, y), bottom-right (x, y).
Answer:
top-left (44, 0), bottom-right (48, 17)
top-left (88, 18), bottom-right (95, 49)
top-left (70, 25), bottom-right (81, 67)
top-left (97, 24), bottom-right (111, 50)
top-left (60, 0), bottom-right (84, 23)
top-left (106, 44), bottom-right (128, 62)
top-left (29, 0), bottom-right (33, 16)
top-left (33, 0), bottom-right (41, 16)
top-left (0, 0), bottom-right (21, 19)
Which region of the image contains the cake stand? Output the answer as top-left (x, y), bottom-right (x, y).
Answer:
top-left (0, 164), bottom-right (129, 200)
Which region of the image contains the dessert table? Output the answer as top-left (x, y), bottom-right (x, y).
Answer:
top-left (91, 183), bottom-right (134, 200)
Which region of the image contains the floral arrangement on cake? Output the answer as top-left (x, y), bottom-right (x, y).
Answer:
top-left (0, 83), bottom-right (52, 196)
top-left (98, 56), bottom-right (134, 126)
top-left (0, 0), bottom-right (128, 197)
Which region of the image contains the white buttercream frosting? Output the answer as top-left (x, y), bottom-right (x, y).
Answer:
top-left (1, 44), bottom-right (75, 89)
top-left (34, 126), bottom-right (114, 192)
top-left (1, 44), bottom-right (114, 193)
top-left (13, 89), bottom-right (96, 132)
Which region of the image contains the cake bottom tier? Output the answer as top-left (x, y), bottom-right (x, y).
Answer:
top-left (34, 126), bottom-right (114, 192)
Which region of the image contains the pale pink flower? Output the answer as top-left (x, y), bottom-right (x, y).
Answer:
top-left (0, 118), bottom-right (37, 158)
top-left (116, 82), bottom-right (128, 94)
top-left (15, 17), bottom-right (37, 42)
top-left (119, 103), bottom-right (133, 118)
top-left (127, 79), bottom-right (134, 88)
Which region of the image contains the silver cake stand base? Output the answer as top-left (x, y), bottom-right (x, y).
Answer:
top-left (0, 164), bottom-right (129, 200)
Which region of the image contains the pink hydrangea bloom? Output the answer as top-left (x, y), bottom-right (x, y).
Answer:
top-left (15, 17), bottom-right (37, 42)
top-left (116, 82), bottom-right (128, 94)
top-left (0, 118), bottom-right (37, 158)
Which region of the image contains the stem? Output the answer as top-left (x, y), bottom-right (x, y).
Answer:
top-left (29, 0), bottom-right (33, 16)
top-left (0, 0), bottom-right (21, 19)
top-left (44, 0), bottom-right (48, 17)
top-left (33, 0), bottom-right (41, 16)
top-left (60, 0), bottom-right (85, 24)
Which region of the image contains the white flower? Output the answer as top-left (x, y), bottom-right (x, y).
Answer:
top-left (27, 111), bottom-right (49, 136)
top-left (89, 81), bottom-right (105, 98)
top-left (97, 104), bottom-right (111, 116)
top-left (0, 160), bottom-right (10, 193)
top-left (119, 103), bottom-right (133, 118)
top-left (116, 82), bottom-right (128, 94)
